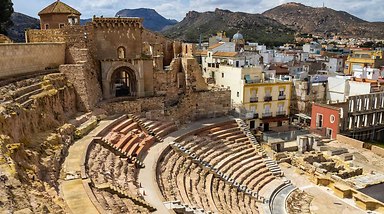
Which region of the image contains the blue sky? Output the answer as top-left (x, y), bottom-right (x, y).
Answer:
top-left (12, 0), bottom-right (384, 22)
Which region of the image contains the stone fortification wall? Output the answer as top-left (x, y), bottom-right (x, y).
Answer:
top-left (26, 26), bottom-right (89, 49)
top-left (0, 43), bottom-right (65, 79)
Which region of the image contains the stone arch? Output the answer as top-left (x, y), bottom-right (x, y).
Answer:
top-left (103, 62), bottom-right (143, 99)
top-left (110, 67), bottom-right (137, 97)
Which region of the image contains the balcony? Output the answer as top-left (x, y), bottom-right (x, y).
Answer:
top-left (264, 96), bottom-right (272, 102)
top-left (278, 95), bottom-right (286, 100)
top-left (276, 110), bottom-right (287, 117)
top-left (250, 97), bottom-right (258, 103)
top-left (262, 112), bottom-right (272, 118)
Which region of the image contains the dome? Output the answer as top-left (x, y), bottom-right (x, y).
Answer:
top-left (233, 32), bottom-right (244, 40)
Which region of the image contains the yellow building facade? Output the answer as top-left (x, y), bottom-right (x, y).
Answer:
top-left (243, 80), bottom-right (292, 131)
top-left (344, 50), bottom-right (384, 75)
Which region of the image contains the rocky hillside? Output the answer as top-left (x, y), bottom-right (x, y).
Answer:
top-left (116, 8), bottom-right (178, 31)
top-left (162, 8), bottom-right (295, 46)
top-left (6, 12), bottom-right (40, 42)
top-left (263, 2), bottom-right (384, 38)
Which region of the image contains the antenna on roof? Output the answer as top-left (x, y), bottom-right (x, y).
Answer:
top-left (323, 2), bottom-right (325, 8)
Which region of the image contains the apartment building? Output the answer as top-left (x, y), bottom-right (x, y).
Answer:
top-left (311, 91), bottom-right (384, 141)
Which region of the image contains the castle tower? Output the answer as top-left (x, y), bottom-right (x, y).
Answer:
top-left (38, 0), bottom-right (81, 30)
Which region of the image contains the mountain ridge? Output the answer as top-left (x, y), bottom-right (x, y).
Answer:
top-left (162, 8), bottom-right (295, 46)
top-left (263, 2), bottom-right (384, 38)
top-left (115, 8), bottom-right (177, 31)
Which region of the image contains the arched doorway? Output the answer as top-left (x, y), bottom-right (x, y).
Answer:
top-left (111, 67), bottom-right (137, 97)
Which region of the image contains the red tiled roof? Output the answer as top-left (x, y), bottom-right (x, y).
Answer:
top-left (212, 52), bottom-right (238, 57)
top-left (38, 1), bottom-right (81, 15)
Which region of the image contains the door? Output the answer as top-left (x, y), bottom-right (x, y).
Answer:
top-left (250, 120), bottom-right (255, 129)
top-left (326, 128), bottom-right (333, 139)
top-left (264, 123), bottom-right (270, 132)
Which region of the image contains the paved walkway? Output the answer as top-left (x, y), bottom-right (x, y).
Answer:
top-left (137, 117), bottom-right (233, 214)
top-left (61, 119), bottom-right (115, 214)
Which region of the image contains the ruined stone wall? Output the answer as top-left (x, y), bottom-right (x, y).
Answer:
top-left (60, 63), bottom-right (101, 111)
top-left (0, 74), bottom-right (77, 143)
top-left (142, 29), bottom-right (174, 66)
top-left (97, 97), bottom-right (165, 115)
top-left (181, 57), bottom-right (208, 92)
top-left (154, 58), bottom-right (181, 100)
top-left (166, 90), bottom-right (231, 123)
top-left (0, 43), bottom-right (65, 79)
top-left (372, 146), bottom-right (384, 157)
top-left (336, 134), bottom-right (364, 149)
top-left (26, 26), bottom-right (102, 111)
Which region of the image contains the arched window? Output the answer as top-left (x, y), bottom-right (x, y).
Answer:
top-left (117, 46), bottom-right (126, 59)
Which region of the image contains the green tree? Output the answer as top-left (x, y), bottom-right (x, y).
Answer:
top-left (0, 0), bottom-right (14, 35)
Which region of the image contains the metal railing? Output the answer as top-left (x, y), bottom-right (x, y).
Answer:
top-left (264, 96), bottom-right (272, 102)
top-left (262, 112), bottom-right (272, 118)
top-left (276, 111), bottom-right (287, 116)
top-left (278, 95), bottom-right (286, 100)
top-left (250, 97), bottom-right (258, 103)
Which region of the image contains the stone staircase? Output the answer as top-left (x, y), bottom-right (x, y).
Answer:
top-left (94, 183), bottom-right (156, 212)
top-left (264, 157), bottom-right (283, 177)
top-left (95, 137), bottom-right (145, 168)
top-left (129, 114), bottom-right (164, 142)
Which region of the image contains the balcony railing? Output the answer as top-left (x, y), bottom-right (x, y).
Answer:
top-left (250, 97), bottom-right (258, 103)
top-left (262, 112), bottom-right (272, 118)
top-left (264, 96), bottom-right (272, 102)
top-left (276, 110), bottom-right (287, 117)
top-left (278, 95), bottom-right (286, 100)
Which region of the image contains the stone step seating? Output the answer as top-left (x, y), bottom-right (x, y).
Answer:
top-left (212, 179), bottom-right (259, 214)
top-left (94, 183), bottom-right (156, 212)
top-left (159, 150), bottom-right (259, 214)
top-left (87, 144), bottom-right (139, 194)
top-left (99, 117), bottom-right (158, 168)
top-left (264, 158), bottom-right (283, 177)
top-left (92, 188), bottom-right (151, 214)
top-left (175, 122), bottom-right (275, 195)
top-left (3, 82), bottom-right (45, 108)
top-left (130, 114), bottom-right (178, 142)
top-left (159, 152), bottom-right (214, 212)
top-left (87, 144), bottom-right (153, 213)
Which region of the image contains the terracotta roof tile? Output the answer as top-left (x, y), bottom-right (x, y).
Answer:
top-left (212, 52), bottom-right (238, 57)
top-left (38, 1), bottom-right (81, 16)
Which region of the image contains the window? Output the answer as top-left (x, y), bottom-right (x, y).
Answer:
top-left (330, 115), bottom-right (335, 124)
top-left (59, 23), bottom-right (65, 28)
top-left (45, 24), bottom-right (49, 29)
top-left (279, 87), bottom-right (285, 96)
top-left (316, 114), bottom-right (323, 128)
top-left (117, 47), bottom-right (126, 59)
top-left (222, 73), bottom-right (224, 78)
top-left (326, 128), bottom-right (333, 139)
top-left (237, 92), bottom-right (239, 97)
